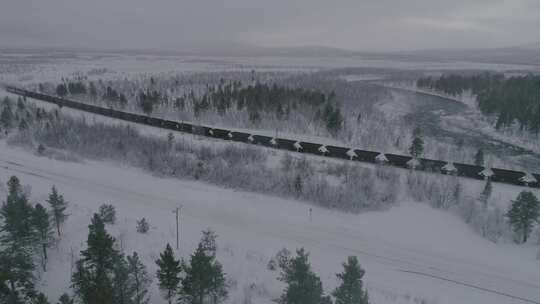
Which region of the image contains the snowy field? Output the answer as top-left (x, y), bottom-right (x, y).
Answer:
top-left (1, 142), bottom-right (539, 304)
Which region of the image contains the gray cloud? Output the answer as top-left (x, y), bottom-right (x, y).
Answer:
top-left (1, 0), bottom-right (539, 51)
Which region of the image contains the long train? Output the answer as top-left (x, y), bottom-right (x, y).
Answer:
top-left (5, 85), bottom-right (539, 188)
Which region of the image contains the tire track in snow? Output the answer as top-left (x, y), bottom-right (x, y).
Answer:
top-left (398, 269), bottom-right (540, 304)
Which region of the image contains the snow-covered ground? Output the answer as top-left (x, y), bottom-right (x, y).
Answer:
top-left (1, 142), bottom-right (539, 304)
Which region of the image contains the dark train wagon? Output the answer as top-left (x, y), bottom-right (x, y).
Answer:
top-left (385, 153), bottom-right (412, 168)
top-left (419, 158), bottom-right (447, 173)
top-left (207, 128), bottom-right (230, 140)
top-left (178, 122), bottom-right (194, 134)
top-left (228, 131), bottom-right (251, 143)
top-left (300, 142), bottom-right (322, 155)
top-left (326, 145), bottom-right (351, 160)
top-left (252, 135), bottom-right (274, 147)
top-left (491, 168), bottom-right (526, 185)
top-left (454, 163), bottom-right (484, 180)
top-left (354, 149), bottom-right (379, 163)
top-left (276, 138), bottom-right (300, 152)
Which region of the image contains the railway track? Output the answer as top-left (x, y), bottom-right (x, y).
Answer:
top-left (6, 86), bottom-right (540, 188)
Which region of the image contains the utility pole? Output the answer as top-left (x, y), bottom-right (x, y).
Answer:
top-left (173, 205), bottom-right (182, 250)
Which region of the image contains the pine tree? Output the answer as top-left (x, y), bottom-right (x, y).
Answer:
top-left (127, 252), bottom-right (151, 304)
top-left (46, 186), bottom-right (68, 237)
top-left (136, 218), bottom-right (149, 234)
top-left (0, 103), bottom-right (13, 130)
top-left (34, 293), bottom-right (50, 304)
top-left (57, 293), bottom-right (74, 304)
top-left (506, 191), bottom-right (540, 243)
top-left (479, 179), bottom-right (492, 206)
top-left (294, 175), bottom-right (303, 196)
top-left (98, 204), bottom-right (116, 225)
top-left (0, 244), bottom-right (36, 304)
top-left (409, 136), bottom-right (424, 158)
top-left (474, 148), bottom-right (485, 166)
top-left (181, 232), bottom-right (227, 304)
top-left (0, 176), bottom-right (36, 247)
top-left (32, 203), bottom-right (54, 271)
top-left (167, 132), bottom-right (174, 150)
top-left (111, 254), bottom-right (136, 304)
top-left (200, 229), bottom-right (218, 256)
top-left (71, 214), bottom-right (119, 304)
top-left (333, 256), bottom-right (369, 304)
top-left (56, 84), bottom-right (68, 97)
top-left (0, 176), bottom-right (37, 304)
top-left (155, 244), bottom-right (181, 304)
top-left (279, 248), bottom-right (327, 304)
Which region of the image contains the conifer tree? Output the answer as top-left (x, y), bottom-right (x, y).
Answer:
top-left (409, 128), bottom-right (424, 159)
top-left (0, 176), bottom-right (37, 304)
top-left (98, 204), bottom-right (116, 225)
top-left (32, 203), bottom-right (54, 271)
top-left (56, 84), bottom-right (68, 97)
top-left (46, 186), bottom-right (68, 237)
top-left (333, 256), bottom-right (369, 304)
top-left (278, 248), bottom-right (327, 304)
top-left (181, 231), bottom-right (227, 304)
top-left (71, 214), bottom-right (119, 304)
top-left (127, 252), bottom-right (151, 304)
top-left (506, 191), bottom-right (540, 243)
top-left (57, 293), bottom-right (74, 304)
top-left (111, 254), bottom-right (136, 304)
top-left (0, 176), bottom-right (36, 247)
top-left (474, 148), bottom-right (485, 166)
top-left (479, 179), bottom-right (492, 206)
top-left (136, 218), bottom-right (149, 234)
top-left (0, 103), bottom-right (13, 130)
top-left (155, 244), bottom-right (181, 304)
top-left (34, 293), bottom-right (50, 304)
top-left (0, 245), bottom-right (36, 304)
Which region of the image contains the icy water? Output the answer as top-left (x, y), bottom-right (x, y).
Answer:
top-left (391, 88), bottom-right (540, 171)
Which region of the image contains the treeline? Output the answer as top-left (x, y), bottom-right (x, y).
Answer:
top-left (51, 80), bottom-right (128, 108)
top-left (0, 175), bottom-right (371, 304)
top-left (40, 75), bottom-right (344, 136)
top-left (417, 73), bottom-right (540, 132)
top-left (192, 81), bottom-right (343, 134)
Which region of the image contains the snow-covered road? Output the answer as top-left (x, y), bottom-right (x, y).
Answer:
top-left (0, 142), bottom-right (539, 304)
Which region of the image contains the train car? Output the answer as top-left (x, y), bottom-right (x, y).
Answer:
top-left (531, 174), bottom-right (540, 188)
top-left (228, 131), bottom-right (251, 143)
top-left (159, 120), bottom-right (179, 131)
top-left (276, 138), bottom-right (300, 152)
top-left (453, 163), bottom-right (484, 180)
top-left (385, 153), bottom-right (412, 168)
top-left (354, 149), bottom-right (379, 163)
top-left (419, 158), bottom-right (447, 173)
top-left (326, 145), bottom-right (350, 160)
top-left (251, 135), bottom-right (274, 147)
top-left (300, 142), bottom-right (322, 155)
top-left (491, 168), bottom-right (527, 185)
top-left (209, 128), bottom-right (230, 140)
top-left (179, 123), bottom-right (194, 134)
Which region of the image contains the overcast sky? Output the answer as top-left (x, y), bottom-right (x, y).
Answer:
top-left (1, 0), bottom-right (539, 52)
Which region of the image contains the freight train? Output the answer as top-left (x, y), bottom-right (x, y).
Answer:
top-left (5, 86), bottom-right (539, 188)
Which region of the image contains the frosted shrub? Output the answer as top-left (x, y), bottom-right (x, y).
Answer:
top-left (136, 217), bottom-right (150, 233)
top-left (99, 203), bottom-right (116, 225)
